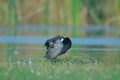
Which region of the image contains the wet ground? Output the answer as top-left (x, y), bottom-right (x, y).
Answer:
top-left (0, 25), bottom-right (120, 64)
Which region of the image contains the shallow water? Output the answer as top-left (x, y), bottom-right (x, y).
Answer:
top-left (1, 36), bottom-right (120, 45)
top-left (0, 25), bottom-right (120, 64)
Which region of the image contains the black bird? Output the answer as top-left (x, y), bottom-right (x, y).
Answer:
top-left (44, 35), bottom-right (72, 59)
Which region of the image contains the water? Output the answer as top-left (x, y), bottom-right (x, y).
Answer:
top-left (0, 25), bottom-right (119, 31)
top-left (1, 36), bottom-right (120, 45)
top-left (0, 25), bottom-right (120, 64)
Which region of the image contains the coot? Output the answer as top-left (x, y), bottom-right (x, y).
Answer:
top-left (44, 35), bottom-right (72, 59)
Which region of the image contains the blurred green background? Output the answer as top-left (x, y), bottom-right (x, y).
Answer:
top-left (0, 0), bottom-right (120, 80)
top-left (0, 0), bottom-right (120, 36)
top-left (1, 0), bottom-right (120, 25)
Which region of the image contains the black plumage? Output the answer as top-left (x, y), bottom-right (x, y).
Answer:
top-left (44, 35), bottom-right (72, 59)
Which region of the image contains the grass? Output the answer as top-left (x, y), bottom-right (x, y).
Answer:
top-left (0, 58), bottom-right (120, 80)
top-left (1, 0), bottom-right (120, 26)
top-left (0, 48), bottom-right (120, 80)
top-left (0, 0), bottom-right (120, 79)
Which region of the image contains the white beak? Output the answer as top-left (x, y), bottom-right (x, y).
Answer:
top-left (61, 38), bottom-right (64, 41)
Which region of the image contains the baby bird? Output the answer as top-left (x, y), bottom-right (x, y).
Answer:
top-left (44, 35), bottom-right (72, 59)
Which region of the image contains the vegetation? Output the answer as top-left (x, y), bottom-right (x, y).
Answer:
top-left (0, 43), bottom-right (120, 80)
top-left (0, 49), bottom-right (120, 80)
top-left (0, 0), bottom-right (120, 25)
top-left (0, 0), bottom-right (120, 80)
top-left (0, 0), bottom-right (120, 36)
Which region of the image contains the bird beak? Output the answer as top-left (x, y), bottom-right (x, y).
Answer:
top-left (61, 38), bottom-right (64, 41)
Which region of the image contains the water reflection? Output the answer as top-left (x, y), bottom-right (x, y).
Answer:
top-left (0, 36), bottom-right (120, 45)
top-left (0, 36), bottom-right (120, 64)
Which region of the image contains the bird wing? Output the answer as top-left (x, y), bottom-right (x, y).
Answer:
top-left (61, 37), bottom-right (72, 54)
